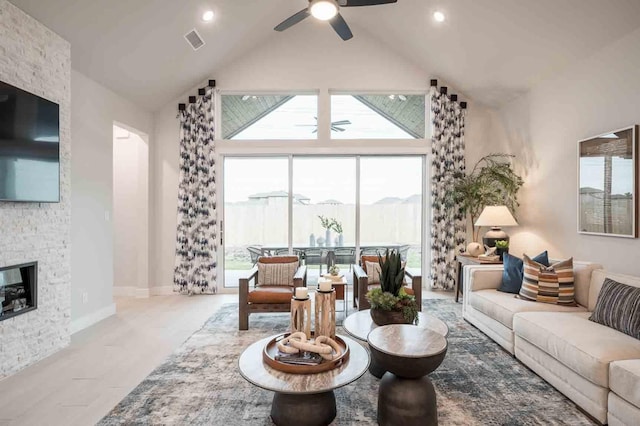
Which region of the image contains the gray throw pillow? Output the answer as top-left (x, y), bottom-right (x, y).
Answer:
top-left (589, 278), bottom-right (640, 339)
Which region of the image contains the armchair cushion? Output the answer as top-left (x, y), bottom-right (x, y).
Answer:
top-left (257, 256), bottom-right (299, 287)
top-left (365, 261), bottom-right (382, 284)
top-left (247, 286), bottom-right (294, 304)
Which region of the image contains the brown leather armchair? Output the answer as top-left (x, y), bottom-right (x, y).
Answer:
top-left (239, 255), bottom-right (307, 330)
top-left (352, 255), bottom-right (422, 311)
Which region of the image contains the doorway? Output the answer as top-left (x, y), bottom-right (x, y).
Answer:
top-left (112, 123), bottom-right (149, 297)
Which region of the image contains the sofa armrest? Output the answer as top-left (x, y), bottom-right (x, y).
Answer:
top-left (466, 266), bottom-right (504, 292)
top-left (293, 265), bottom-right (307, 287)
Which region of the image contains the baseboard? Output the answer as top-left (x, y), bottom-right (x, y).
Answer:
top-left (71, 303), bottom-right (116, 334)
top-left (113, 286), bottom-right (151, 298)
top-left (150, 286), bottom-right (174, 296)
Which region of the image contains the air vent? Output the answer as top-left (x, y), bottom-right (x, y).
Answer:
top-left (184, 29), bottom-right (205, 51)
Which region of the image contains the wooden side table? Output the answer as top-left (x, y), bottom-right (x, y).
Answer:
top-left (455, 254), bottom-right (502, 303)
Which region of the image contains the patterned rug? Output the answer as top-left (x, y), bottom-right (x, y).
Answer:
top-left (99, 300), bottom-right (595, 425)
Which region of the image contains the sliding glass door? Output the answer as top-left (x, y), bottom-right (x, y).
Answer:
top-left (222, 155), bottom-right (425, 288)
top-left (360, 157), bottom-right (423, 274)
top-left (223, 157), bottom-right (289, 287)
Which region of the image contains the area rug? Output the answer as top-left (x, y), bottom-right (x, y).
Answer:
top-left (99, 300), bottom-right (595, 425)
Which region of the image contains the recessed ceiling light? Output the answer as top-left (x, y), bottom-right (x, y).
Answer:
top-left (202, 10), bottom-right (215, 22)
top-left (310, 0), bottom-right (338, 21)
top-left (433, 11), bottom-right (445, 22)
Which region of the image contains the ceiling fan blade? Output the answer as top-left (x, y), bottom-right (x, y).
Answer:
top-left (341, 0), bottom-right (397, 6)
top-left (332, 120), bottom-right (351, 125)
top-left (274, 8), bottom-right (310, 32)
top-left (329, 13), bottom-right (353, 41)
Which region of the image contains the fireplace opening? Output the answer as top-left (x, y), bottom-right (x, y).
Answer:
top-left (0, 262), bottom-right (37, 321)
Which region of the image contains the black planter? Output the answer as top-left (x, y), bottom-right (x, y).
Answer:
top-left (496, 247), bottom-right (509, 261)
top-left (370, 308), bottom-right (411, 326)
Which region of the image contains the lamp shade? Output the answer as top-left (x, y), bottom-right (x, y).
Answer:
top-left (474, 206), bottom-right (518, 227)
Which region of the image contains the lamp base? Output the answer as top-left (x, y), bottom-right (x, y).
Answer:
top-left (482, 228), bottom-right (509, 248)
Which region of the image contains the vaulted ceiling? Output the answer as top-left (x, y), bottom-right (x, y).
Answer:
top-left (9, 0), bottom-right (640, 110)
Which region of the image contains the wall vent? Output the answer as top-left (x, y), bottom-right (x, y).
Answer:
top-left (184, 29), bottom-right (205, 51)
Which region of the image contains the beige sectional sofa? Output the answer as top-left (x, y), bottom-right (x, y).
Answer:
top-left (462, 264), bottom-right (640, 425)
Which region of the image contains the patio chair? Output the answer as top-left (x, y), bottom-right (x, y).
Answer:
top-left (239, 255), bottom-right (307, 330)
top-left (352, 255), bottom-right (422, 311)
top-left (333, 247), bottom-right (356, 271)
top-left (247, 245), bottom-right (264, 266)
top-left (303, 248), bottom-right (329, 274)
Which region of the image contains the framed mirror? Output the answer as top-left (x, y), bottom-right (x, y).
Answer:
top-left (578, 125), bottom-right (638, 238)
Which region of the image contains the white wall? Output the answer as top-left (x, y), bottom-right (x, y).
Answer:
top-left (490, 27), bottom-right (640, 275)
top-left (70, 70), bottom-right (153, 331)
top-left (113, 126), bottom-right (149, 297)
top-left (150, 25), bottom-right (491, 290)
top-left (0, 0), bottom-right (71, 378)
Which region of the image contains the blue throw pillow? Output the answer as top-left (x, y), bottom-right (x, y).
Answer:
top-left (498, 251), bottom-right (550, 294)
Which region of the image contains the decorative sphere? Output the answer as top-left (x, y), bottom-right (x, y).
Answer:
top-left (466, 242), bottom-right (485, 257)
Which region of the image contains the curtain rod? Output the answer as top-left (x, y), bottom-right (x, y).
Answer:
top-left (430, 79), bottom-right (467, 109)
top-left (178, 80), bottom-right (216, 111)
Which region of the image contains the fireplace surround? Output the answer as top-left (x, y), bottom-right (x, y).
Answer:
top-left (0, 262), bottom-right (37, 321)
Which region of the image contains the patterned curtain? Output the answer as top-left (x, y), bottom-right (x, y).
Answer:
top-left (173, 90), bottom-right (218, 294)
top-left (430, 86), bottom-right (466, 290)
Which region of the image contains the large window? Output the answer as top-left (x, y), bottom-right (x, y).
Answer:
top-left (221, 94), bottom-right (318, 140)
top-left (222, 156), bottom-right (425, 288)
top-left (223, 157), bottom-right (289, 287)
top-left (360, 157), bottom-right (423, 273)
top-left (331, 94), bottom-right (425, 139)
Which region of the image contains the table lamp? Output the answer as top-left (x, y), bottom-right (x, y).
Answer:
top-left (474, 206), bottom-right (518, 247)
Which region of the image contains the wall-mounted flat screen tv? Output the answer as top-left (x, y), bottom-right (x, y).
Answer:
top-left (0, 81), bottom-right (60, 203)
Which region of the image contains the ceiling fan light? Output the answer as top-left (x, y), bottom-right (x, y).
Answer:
top-left (310, 0), bottom-right (338, 21)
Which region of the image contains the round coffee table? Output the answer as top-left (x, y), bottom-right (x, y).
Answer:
top-left (343, 309), bottom-right (448, 377)
top-left (238, 334), bottom-right (369, 426)
top-left (368, 325), bottom-right (447, 426)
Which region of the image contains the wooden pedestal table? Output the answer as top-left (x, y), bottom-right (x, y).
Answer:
top-left (343, 309), bottom-right (449, 378)
top-left (238, 334), bottom-right (369, 426)
top-left (368, 325), bottom-right (448, 426)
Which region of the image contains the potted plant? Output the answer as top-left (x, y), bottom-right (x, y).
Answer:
top-left (366, 250), bottom-right (419, 326)
top-left (451, 154), bottom-right (524, 243)
top-left (495, 240), bottom-right (509, 260)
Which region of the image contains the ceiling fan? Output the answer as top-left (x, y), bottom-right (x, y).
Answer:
top-left (297, 117), bottom-right (352, 133)
top-left (274, 0), bottom-right (398, 41)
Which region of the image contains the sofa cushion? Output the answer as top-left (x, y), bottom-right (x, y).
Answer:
top-left (590, 278), bottom-right (640, 339)
top-left (469, 289), bottom-right (586, 329)
top-left (513, 312), bottom-right (640, 387)
top-left (520, 256), bottom-right (575, 305)
top-left (498, 251), bottom-right (549, 294)
top-left (610, 359), bottom-right (640, 408)
top-left (590, 269), bottom-right (640, 311)
top-left (248, 286), bottom-right (294, 304)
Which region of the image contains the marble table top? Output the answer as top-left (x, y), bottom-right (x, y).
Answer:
top-left (368, 325), bottom-right (447, 359)
top-left (238, 334), bottom-right (369, 395)
top-left (343, 309), bottom-right (449, 342)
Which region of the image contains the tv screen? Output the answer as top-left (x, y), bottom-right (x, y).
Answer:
top-left (0, 81), bottom-right (60, 203)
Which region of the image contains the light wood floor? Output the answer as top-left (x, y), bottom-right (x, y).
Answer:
top-left (0, 289), bottom-right (452, 426)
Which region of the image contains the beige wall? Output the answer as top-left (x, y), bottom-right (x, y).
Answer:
top-left (71, 70), bottom-right (153, 329)
top-left (489, 27), bottom-right (640, 275)
top-left (150, 24), bottom-right (492, 289)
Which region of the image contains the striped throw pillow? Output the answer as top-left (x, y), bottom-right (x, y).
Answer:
top-left (257, 262), bottom-right (298, 287)
top-left (589, 279), bottom-right (640, 339)
top-left (519, 255), bottom-right (576, 305)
